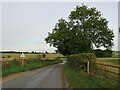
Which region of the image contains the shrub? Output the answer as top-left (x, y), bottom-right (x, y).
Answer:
top-left (67, 53), bottom-right (96, 71)
top-left (7, 55), bottom-right (11, 58)
top-left (55, 57), bottom-right (61, 60)
top-left (2, 56), bottom-right (5, 58)
top-left (42, 53), bottom-right (46, 58)
top-left (93, 49), bottom-right (112, 58)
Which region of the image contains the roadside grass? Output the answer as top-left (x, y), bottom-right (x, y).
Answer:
top-left (2, 60), bottom-right (61, 77)
top-left (63, 64), bottom-right (103, 88)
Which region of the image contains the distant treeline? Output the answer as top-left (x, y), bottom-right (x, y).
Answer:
top-left (0, 51), bottom-right (56, 54)
top-left (1, 51), bottom-right (41, 54)
top-left (93, 49), bottom-right (113, 58)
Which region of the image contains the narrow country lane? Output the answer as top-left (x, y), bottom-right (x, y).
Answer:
top-left (2, 61), bottom-right (66, 88)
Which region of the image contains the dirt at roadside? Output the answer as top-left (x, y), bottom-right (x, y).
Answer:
top-left (2, 71), bottom-right (30, 84)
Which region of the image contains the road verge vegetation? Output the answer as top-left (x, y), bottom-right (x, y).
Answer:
top-left (63, 64), bottom-right (103, 88)
top-left (63, 53), bottom-right (103, 88)
top-left (63, 53), bottom-right (120, 88)
top-left (2, 58), bottom-right (62, 77)
top-left (67, 53), bottom-right (96, 72)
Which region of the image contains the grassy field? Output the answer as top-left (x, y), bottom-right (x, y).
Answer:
top-left (1, 53), bottom-right (64, 60)
top-left (1, 53), bottom-right (64, 77)
top-left (97, 58), bottom-right (119, 65)
top-left (63, 64), bottom-right (103, 88)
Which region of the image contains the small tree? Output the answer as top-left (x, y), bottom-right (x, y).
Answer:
top-left (31, 51), bottom-right (34, 54)
top-left (8, 55), bottom-right (11, 58)
top-left (42, 53), bottom-right (46, 58)
top-left (45, 51), bottom-right (48, 54)
top-left (55, 50), bottom-right (59, 54)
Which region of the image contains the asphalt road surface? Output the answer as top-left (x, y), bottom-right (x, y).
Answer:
top-left (2, 61), bottom-right (66, 88)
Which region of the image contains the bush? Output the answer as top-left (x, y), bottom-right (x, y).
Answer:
top-left (42, 53), bottom-right (46, 58)
top-left (7, 55), bottom-right (11, 58)
top-left (93, 49), bottom-right (112, 58)
top-left (67, 53), bottom-right (96, 71)
top-left (55, 57), bottom-right (61, 60)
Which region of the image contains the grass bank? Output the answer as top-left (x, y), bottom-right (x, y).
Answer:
top-left (63, 64), bottom-right (103, 88)
top-left (2, 60), bottom-right (61, 77)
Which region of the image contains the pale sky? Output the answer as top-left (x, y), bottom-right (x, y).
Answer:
top-left (0, 2), bottom-right (119, 52)
top-left (118, 2), bottom-right (120, 51)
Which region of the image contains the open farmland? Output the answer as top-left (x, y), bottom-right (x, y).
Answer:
top-left (1, 53), bottom-right (64, 61)
top-left (97, 58), bottom-right (119, 65)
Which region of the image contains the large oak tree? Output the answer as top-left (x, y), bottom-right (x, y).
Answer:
top-left (45, 5), bottom-right (114, 56)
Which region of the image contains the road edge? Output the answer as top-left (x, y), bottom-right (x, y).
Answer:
top-left (62, 71), bottom-right (69, 88)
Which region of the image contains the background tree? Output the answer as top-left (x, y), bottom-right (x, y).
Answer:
top-left (42, 53), bottom-right (46, 58)
top-left (119, 27), bottom-right (120, 33)
top-left (45, 5), bottom-right (114, 56)
top-left (55, 50), bottom-right (59, 54)
top-left (45, 51), bottom-right (48, 54)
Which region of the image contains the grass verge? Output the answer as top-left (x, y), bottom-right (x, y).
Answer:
top-left (2, 60), bottom-right (61, 77)
top-left (63, 64), bottom-right (103, 88)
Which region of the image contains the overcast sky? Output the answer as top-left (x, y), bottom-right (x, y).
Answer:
top-left (118, 2), bottom-right (120, 51)
top-left (1, 2), bottom-right (118, 52)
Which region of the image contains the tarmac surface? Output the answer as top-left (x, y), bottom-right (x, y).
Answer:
top-left (2, 61), bottom-right (66, 88)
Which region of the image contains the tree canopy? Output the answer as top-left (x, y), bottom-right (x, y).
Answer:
top-left (45, 5), bottom-right (114, 56)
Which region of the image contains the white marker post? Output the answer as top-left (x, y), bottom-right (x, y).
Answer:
top-left (87, 62), bottom-right (90, 75)
top-left (20, 53), bottom-right (25, 67)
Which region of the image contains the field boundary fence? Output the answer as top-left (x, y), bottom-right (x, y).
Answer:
top-left (91, 62), bottom-right (120, 88)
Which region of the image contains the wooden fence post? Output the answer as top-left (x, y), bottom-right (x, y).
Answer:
top-left (105, 65), bottom-right (106, 88)
top-left (118, 66), bottom-right (120, 89)
top-left (87, 62), bottom-right (89, 75)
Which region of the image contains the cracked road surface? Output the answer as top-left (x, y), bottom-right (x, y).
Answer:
top-left (2, 61), bottom-right (66, 88)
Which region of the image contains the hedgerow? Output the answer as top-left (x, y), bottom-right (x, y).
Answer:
top-left (67, 53), bottom-right (96, 71)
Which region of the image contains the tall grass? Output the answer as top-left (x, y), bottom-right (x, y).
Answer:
top-left (63, 64), bottom-right (103, 88)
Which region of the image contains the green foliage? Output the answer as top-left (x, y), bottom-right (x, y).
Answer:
top-left (45, 51), bottom-right (48, 54)
top-left (93, 49), bottom-right (112, 58)
top-left (45, 4), bottom-right (114, 56)
top-left (42, 53), bottom-right (46, 58)
top-left (67, 53), bottom-right (96, 71)
top-left (7, 55), bottom-right (11, 58)
top-left (55, 57), bottom-right (61, 61)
